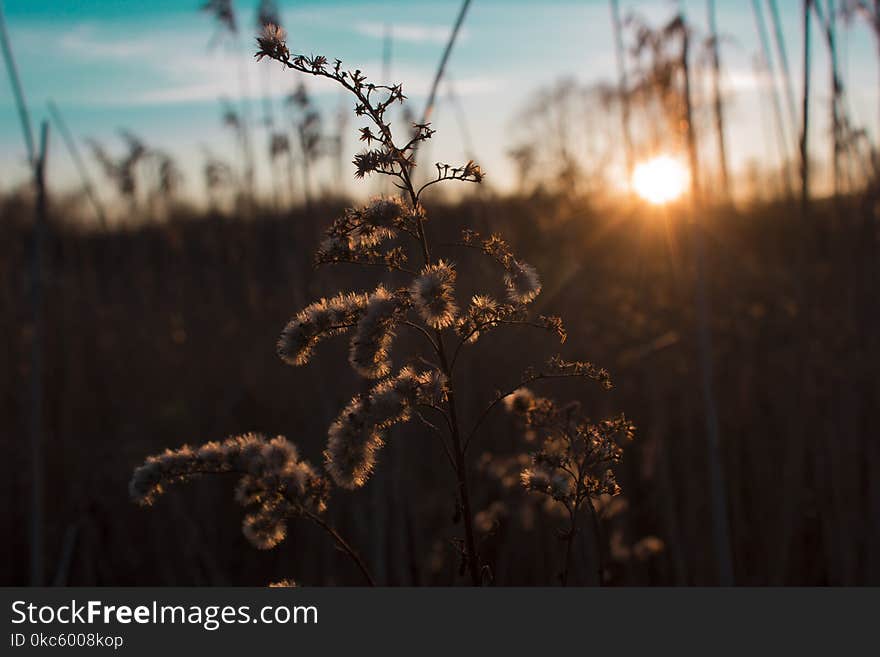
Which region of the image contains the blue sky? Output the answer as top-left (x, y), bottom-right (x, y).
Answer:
top-left (1, 0), bottom-right (878, 211)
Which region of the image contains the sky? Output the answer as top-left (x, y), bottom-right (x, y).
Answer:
top-left (1, 0), bottom-right (878, 214)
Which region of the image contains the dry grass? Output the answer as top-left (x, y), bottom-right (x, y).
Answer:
top-left (2, 187), bottom-right (877, 585)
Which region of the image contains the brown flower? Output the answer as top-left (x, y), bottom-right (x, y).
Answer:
top-left (255, 23), bottom-right (289, 63)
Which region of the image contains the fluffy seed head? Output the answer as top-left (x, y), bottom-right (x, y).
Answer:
top-left (362, 196), bottom-right (408, 227)
top-left (410, 261), bottom-right (458, 329)
top-left (504, 387), bottom-right (536, 414)
top-left (242, 509), bottom-right (287, 549)
top-left (416, 369), bottom-right (448, 405)
top-left (255, 23), bottom-right (289, 62)
top-left (456, 294), bottom-right (519, 344)
top-left (521, 466), bottom-right (552, 492)
top-left (277, 292), bottom-right (369, 366)
top-left (325, 397), bottom-right (384, 489)
top-left (348, 286), bottom-right (402, 378)
top-left (633, 536), bottom-right (665, 561)
top-left (130, 433), bottom-right (328, 549)
top-left (504, 260), bottom-right (541, 304)
top-left (324, 367), bottom-right (437, 488)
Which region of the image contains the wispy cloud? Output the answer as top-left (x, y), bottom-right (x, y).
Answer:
top-left (57, 23), bottom-right (166, 60)
top-left (16, 17), bottom-right (489, 107)
top-left (354, 21), bottom-right (468, 44)
top-left (134, 59), bottom-right (501, 106)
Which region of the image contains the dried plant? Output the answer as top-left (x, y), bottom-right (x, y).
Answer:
top-left (842, 0), bottom-right (880, 133)
top-left (505, 389), bottom-right (634, 584)
top-left (129, 24), bottom-right (632, 586)
top-left (219, 98), bottom-right (253, 203)
top-left (202, 149), bottom-right (237, 210)
top-left (507, 79), bottom-right (628, 196)
top-left (284, 82), bottom-right (324, 205)
top-left (130, 432), bottom-right (373, 584)
top-left (202, 0), bottom-right (237, 41)
top-left (255, 0), bottom-right (280, 31)
top-left (203, 2), bottom-right (256, 210)
top-left (87, 132), bottom-right (146, 210)
top-left (255, 1), bottom-right (286, 207)
top-left (624, 12), bottom-right (693, 157)
top-left (88, 131), bottom-right (181, 219)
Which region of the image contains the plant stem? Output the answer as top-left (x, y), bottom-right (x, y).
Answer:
top-left (48, 101), bottom-right (107, 227)
top-left (435, 334), bottom-right (482, 586)
top-left (585, 497), bottom-right (605, 586)
top-left (609, 0), bottom-right (634, 177)
top-left (2, 1), bottom-right (47, 587)
top-left (0, 0), bottom-right (35, 165)
top-left (752, 0), bottom-right (795, 195)
top-left (286, 147), bottom-right (296, 206)
top-left (406, 184), bottom-right (481, 585)
top-left (706, 0), bottom-right (731, 200)
top-left (275, 50), bottom-right (483, 586)
top-left (801, 0), bottom-right (812, 216)
top-left (560, 506), bottom-right (578, 586)
top-left (683, 18), bottom-right (735, 586)
top-left (767, 0), bottom-right (800, 127)
top-left (303, 510), bottom-right (376, 586)
top-left (299, 126), bottom-right (312, 209)
top-left (418, 0), bottom-right (472, 128)
top-left (29, 122), bottom-right (50, 587)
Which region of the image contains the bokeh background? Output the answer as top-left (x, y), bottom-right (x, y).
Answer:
top-left (2, 0), bottom-right (879, 585)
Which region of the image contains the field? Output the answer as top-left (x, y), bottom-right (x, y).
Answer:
top-left (2, 188), bottom-right (877, 585)
top-left (2, 0), bottom-right (879, 586)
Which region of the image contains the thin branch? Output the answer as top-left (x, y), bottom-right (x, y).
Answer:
top-left (464, 372), bottom-right (606, 452)
top-left (0, 0), bottom-right (35, 164)
top-left (317, 258), bottom-right (417, 275)
top-left (414, 406), bottom-right (457, 471)
top-left (585, 496), bottom-right (605, 586)
top-left (609, 0), bottom-right (634, 176)
top-left (418, 0), bottom-right (472, 128)
top-left (48, 100), bottom-right (108, 227)
top-left (302, 509), bottom-right (376, 586)
top-left (415, 165), bottom-right (482, 201)
top-left (451, 319), bottom-right (560, 370)
top-left (402, 320), bottom-right (441, 352)
top-left (801, 0), bottom-right (812, 215)
top-left (560, 504), bottom-right (579, 586)
top-left (419, 401), bottom-right (454, 433)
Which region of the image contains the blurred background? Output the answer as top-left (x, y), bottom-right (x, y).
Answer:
top-left (1, 0), bottom-right (878, 585)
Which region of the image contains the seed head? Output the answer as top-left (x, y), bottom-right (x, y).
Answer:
top-left (277, 292), bottom-right (369, 366)
top-left (130, 433), bottom-right (328, 549)
top-left (521, 466), bottom-right (552, 492)
top-left (324, 367), bottom-right (438, 488)
top-left (410, 261), bottom-right (458, 329)
top-left (504, 387), bottom-right (537, 414)
top-left (255, 23), bottom-right (289, 63)
top-left (243, 509), bottom-right (287, 550)
top-left (362, 196), bottom-right (409, 226)
top-left (202, 0), bottom-right (237, 33)
top-left (504, 259), bottom-right (542, 304)
top-left (633, 536), bottom-right (665, 561)
top-left (348, 286), bottom-right (403, 378)
top-left (324, 397), bottom-right (385, 489)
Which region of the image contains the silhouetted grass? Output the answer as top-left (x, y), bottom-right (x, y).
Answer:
top-left (1, 187), bottom-right (877, 585)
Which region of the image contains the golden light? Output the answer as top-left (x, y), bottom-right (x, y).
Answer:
top-left (631, 155), bottom-right (689, 205)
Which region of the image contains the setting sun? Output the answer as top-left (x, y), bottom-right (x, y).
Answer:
top-left (632, 155), bottom-right (689, 204)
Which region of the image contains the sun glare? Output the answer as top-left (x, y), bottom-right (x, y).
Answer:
top-left (632, 155), bottom-right (689, 205)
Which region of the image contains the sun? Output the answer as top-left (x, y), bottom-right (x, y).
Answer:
top-left (631, 155), bottom-right (689, 205)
